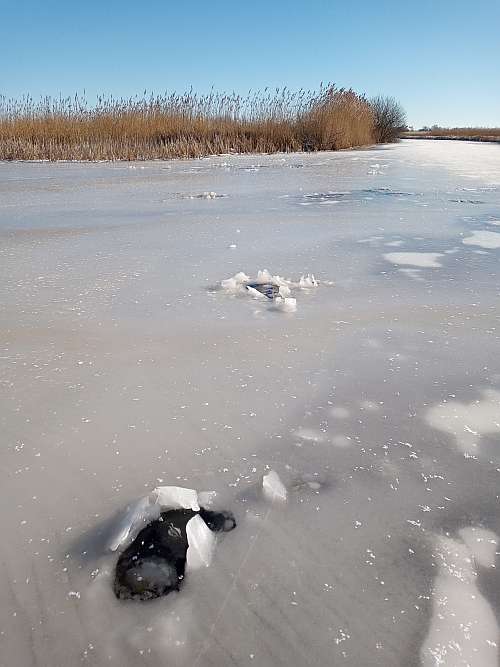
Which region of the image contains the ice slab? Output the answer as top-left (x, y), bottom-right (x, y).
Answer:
top-left (262, 470), bottom-right (287, 502)
top-left (186, 514), bottom-right (216, 570)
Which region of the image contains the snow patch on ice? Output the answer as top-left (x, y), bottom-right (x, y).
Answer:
top-left (421, 532), bottom-right (499, 667)
top-left (426, 389), bottom-right (500, 457)
top-left (384, 252), bottom-right (444, 268)
top-left (462, 230), bottom-right (500, 249)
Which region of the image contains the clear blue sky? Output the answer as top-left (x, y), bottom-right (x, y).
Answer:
top-left (2, 0), bottom-right (499, 128)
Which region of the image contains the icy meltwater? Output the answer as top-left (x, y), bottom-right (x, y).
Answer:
top-left (1, 139), bottom-right (500, 666)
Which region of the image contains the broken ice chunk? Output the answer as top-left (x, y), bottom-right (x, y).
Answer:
top-left (152, 486), bottom-right (200, 512)
top-left (298, 274), bottom-right (318, 288)
top-left (262, 470), bottom-right (287, 502)
top-left (186, 514), bottom-right (216, 570)
top-left (108, 496), bottom-right (161, 552)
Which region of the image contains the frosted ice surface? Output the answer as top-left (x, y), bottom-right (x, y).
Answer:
top-left (462, 230), bottom-right (500, 249)
top-left (262, 470), bottom-right (287, 502)
top-left (384, 252), bottom-right (444, 268)
top-left (186, 514), bottom-right (216, 570)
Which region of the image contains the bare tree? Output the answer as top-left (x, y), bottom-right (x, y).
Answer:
top-left (370, 96), bottom-right (407, 143)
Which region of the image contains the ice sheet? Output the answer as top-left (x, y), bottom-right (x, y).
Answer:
top-left (2, 140), bottom-right (500, 666)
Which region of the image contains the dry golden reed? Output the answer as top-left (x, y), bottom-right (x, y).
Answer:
top-left (0, 85), bottom-right (396, 161)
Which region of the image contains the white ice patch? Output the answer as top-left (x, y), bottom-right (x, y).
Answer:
top-left (421, 532), bottom-right (499, 667)
top-left (486, 220), bottom-right (500, 227)
top-left (262, 470), bottom-right (287, 502)
top-left (384, 252), bottom-right (444, 268)
top-left (186, 514), bottom-right (216, 570)
top-left (462, 230), bottom-right (500, 249)
top-left (426, 390), bottom-right (500, 457)
top-left (108, 485), bottom-right (201, 552)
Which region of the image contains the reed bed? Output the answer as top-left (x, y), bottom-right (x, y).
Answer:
top-left (0, 86), bottom-right (393, 161)
top-left (403, 127), bottom-right (500, 143)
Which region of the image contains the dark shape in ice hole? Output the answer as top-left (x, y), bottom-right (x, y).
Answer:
top-left (245, 282), bottom-right (280, 299)
top-left (114, 508), bottom-right (236, 601)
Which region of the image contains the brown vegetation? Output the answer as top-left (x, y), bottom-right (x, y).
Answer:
top-left (0, 86), bottom-right (403, 161)
top-left (402, 127), bottom-right (500, 143)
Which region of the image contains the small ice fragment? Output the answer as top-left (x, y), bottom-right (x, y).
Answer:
top-left (262, 470), bottom-right (287, 502)
top-left (221, 272), bottom-right (250, 292)
top-left (246, 285), bottom-right (270, 300)
top-left (186, 515), bottom-right (216, 570)
top-left (298, 274), bottom-right (318, 288)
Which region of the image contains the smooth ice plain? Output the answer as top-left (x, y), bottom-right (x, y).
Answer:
top-left (1, 139), bottom-right (500, 666)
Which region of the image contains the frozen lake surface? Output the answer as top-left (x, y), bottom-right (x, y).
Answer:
top-left (1, 139), bottom-right (500, 666)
